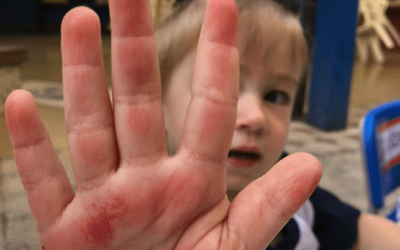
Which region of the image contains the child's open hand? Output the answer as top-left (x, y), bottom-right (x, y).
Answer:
top-left (5, 0), bottom-right (321, 249)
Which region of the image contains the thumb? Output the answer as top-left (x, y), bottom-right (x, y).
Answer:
top-left (226, 153), bottom-right (322, 249)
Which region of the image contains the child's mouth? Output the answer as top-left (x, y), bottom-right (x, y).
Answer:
top-left (227, 150), bottom-right (261, 168)
top-left (228, 150), bottom-right (261, 160)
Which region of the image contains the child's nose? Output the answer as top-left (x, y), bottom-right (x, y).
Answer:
top-left (236, 95), bottom-right (267, 134)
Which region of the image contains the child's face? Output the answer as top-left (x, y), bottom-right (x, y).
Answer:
top-left (163, 38), bottom-right (303, 191)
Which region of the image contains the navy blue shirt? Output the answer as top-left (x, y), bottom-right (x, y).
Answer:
top-left (266, 153), bottom-right (361, 249)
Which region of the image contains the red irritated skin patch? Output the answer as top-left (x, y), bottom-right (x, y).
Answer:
top-left (84, 208), bottom-right (112, 247)
top-left (81, 194), bottom-right (129, 248)
top-left (128, 107), bottom-right (152, 135)
top-left (115, 39), bottom-right (157, 87)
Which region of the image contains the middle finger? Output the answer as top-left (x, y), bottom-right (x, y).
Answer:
top-left (109, 0), bottom-right (167, 165)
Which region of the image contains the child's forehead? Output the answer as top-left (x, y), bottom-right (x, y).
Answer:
top-left (239, 8), bottom-right (296, 50)
top-left (156, 0), bottom-right (307, 86)
top-left (238, 20), bottom-right (306, 80)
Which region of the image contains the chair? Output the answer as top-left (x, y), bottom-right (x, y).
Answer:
top-left (357, 0), bottom-right (400, 63)
top-left (360, 99), bottom-right (400, 222)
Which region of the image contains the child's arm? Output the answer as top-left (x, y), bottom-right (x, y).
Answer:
top-left (4, 0), bottom-right (322, 249)
top-left (351, 213), bottom-right (400, 250)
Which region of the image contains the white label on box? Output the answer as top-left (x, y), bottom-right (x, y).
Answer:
top-left (377, 117), bottom-right (400, 172)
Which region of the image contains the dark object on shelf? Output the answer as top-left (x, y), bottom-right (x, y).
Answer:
top-left (0, 46), bottom-right (28, 67)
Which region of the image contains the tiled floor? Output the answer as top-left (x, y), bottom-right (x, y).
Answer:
top-left (0, 34), bottom-right (400, 249)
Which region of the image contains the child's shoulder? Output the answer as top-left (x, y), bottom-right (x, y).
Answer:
top-left (269, 187), bottom-right (360, 250)
top-left (307, 186), bottom-right (360, 249)
top-left (278, 152), bottom-right (361, 250)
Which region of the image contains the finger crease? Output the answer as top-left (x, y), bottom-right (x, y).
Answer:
top-left (254, 181), bottom-right (291, 221)
top-left (192, 91), bottom-right (237, 107)
top-left (113, 93), bottom-right (161, 107)
top-left (113, 34), bottom-right (154, 42)
top-left (63, 64), bottom-right (102, 71)
top-left (13, 136), bottom-right (47, 151)
top-left (181, 143), bottom-right (223, 167)
top-left (66, 119), bottom-right (114, 134)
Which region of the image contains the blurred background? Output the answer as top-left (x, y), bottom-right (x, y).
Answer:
top-left (0, 0), bottom-right (400, 249)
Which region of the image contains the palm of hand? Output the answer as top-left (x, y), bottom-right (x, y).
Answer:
top-left (44, 160), bottom-right (230, 249)
top-left (5, 0), bottom-right (321, 249)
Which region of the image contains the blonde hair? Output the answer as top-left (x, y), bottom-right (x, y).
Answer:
top-left (155, 0), bottom-right (308, 87)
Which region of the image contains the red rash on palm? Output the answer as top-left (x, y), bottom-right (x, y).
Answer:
top-left (83, 195), bottom-right (129, 248)
top-left (85, 208), bottom-right (112, 247)
top-left (128, 108), bottom-right (151, 135)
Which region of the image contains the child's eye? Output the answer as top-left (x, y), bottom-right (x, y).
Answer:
top-left (263, 91), bottom-right (290, 105)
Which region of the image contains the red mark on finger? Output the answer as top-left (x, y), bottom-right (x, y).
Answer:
top-left (116, 39), bottom-right (156, 87)
top-left (205, 0), bottom-right (238, 46)
top-left (128, 107), bottom-right (151, 135)
top-left (76, 134), bottom-right (108, 166)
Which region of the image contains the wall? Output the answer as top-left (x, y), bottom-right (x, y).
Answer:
top-left (0, 0), bottom-right (39, 24)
